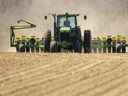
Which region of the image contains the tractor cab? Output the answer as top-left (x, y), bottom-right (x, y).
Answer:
top-left (56, 13), bottom-right (81, 42)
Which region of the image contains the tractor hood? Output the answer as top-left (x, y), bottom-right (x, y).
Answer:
top-left (60, 27), bottom-right (71, 33)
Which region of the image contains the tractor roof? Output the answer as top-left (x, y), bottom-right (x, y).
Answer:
top-left (56, 13), bottom-right (79, 16)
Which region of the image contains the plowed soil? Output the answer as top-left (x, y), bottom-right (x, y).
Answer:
top-left (0, 53), bottom-right (128, 96)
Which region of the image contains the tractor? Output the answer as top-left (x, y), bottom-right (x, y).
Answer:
top-left (10, 19), bottom-right (36, 52)
top-left (44, 12), bottom-right (90, 52)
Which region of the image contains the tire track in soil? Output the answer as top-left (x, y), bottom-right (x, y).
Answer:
top-left (46, 63), bottom-right (127, 96)
top-left (103, 83), bottom-right (128, 96)
top-left (5, 61), bottom-right (123, 96)
top-left (2, 60), bottom-right (104, 95)
top-left (0, 54), bottom-right (91, 82)
top-left (0, 53), bottom-right (127, 95)
top-left (0, 56), bottom-right (76, 82)
top-left (2, 58), bottom-right (100, 94)
top-left (119, 91), bottom-right (128, 96)
top-left (0, 56), bottom-right (60, 81)
top-left (74, 66), bottom-right (128, 96)
top-left (0, 57), bottom-right (93, 89)
top-left (79, 73), bottom-right (128, 96)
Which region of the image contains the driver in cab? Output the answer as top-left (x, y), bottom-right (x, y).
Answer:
top-left (64, 18), bottom-right (70, 27)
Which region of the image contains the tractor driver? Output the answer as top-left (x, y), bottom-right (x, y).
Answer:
top-left (64, 18), bottom-right (70, 27)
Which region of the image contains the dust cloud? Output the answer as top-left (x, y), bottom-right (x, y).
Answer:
top-left (0, 0), bottom-right (128, 51)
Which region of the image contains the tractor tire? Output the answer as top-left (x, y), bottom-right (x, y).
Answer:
top-left (84, 30), bottom-right (91, 53)
top-left (74, 40), bottom-right (82, 53)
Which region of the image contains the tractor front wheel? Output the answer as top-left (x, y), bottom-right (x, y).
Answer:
top-left (74, 40), bottom-right (82, 53)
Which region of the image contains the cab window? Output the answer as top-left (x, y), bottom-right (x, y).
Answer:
top-left (57, 16), bottom-right (76, 28)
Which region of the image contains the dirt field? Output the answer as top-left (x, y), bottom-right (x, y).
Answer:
top-left (0, 53), bottom-right (128, 96)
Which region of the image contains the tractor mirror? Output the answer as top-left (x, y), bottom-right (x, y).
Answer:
top-left (44, 16), bottom-right (47, 20)
top-left (84, 15), bottom-right (87, 20)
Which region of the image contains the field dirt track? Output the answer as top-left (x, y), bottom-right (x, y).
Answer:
top-left (0, 53), bottom-right (128, 96)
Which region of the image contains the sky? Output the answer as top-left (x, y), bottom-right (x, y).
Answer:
top-left (0, 0), bottom-right (128, 51)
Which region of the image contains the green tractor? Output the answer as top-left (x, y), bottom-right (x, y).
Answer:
top-left (10, 19), bottom-right (36, 52)
top-left (44, 12), bottom-right (88, 52)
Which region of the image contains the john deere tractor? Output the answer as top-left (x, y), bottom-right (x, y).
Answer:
top-left (44, 12), bottom-right (88, 52)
